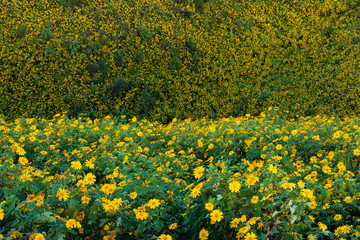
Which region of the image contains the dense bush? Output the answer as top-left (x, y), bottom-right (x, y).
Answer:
top-left (1, 0), bottom-right (360, 124)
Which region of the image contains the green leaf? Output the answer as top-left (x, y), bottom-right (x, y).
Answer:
top-left (116, 217), bottom-right (122, 227)
top-left (153, 220), bottom-right (164, 232)
top-left (271, 210), bottom-right (281, 218)
top-left (290, 205), bottom-right (297, 215)
top-left (56, 234), bottom-right (66, 240)
top-left (137, 223), bottom-right (146, 234)
top-left (34, 212), bottom-right (57, 223)
top-left (100, 218), bottom-right (108, 227)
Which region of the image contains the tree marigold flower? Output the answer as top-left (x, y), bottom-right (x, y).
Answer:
top-left (229, 181), bottom-right (241, 193)
top-left (147, 199), bottom-right (161, 209)
top-left (157, 234), bottom-right (172, 240)
top-left (244, 232), bottom-right (257, 240)
top-left (56, 188), bottom-right (70, 201)
top-left (210, 209), bottom-right (223, 224)
top-left (199, 228), bottom-right (209, 240)
top-left (29, 233), bottom-right (45, 240)
top-left (205, 202), bottom-right (214, 211)
top-left (0, 208), bottom-right (4, 220)
top-left (83, 172), bottom-right (96, 185)
top-left (318, 222), bottom-right (327, 231)
top-left (169, 223), bottom-right (178, 230)
top-left (193, 166), bottom-right (205, 179)
top-left (66, 219), bottom-right (82, 229)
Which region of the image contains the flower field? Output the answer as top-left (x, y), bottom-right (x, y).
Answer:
top-left (1, 108), bottom-right (360, 239)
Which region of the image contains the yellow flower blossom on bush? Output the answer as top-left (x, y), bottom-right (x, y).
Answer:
top-left (18, 157), bottom-right (28, 165)
top-left (205, 202), bottom-right (214, 211)
top-left (318, 222), bottom-right (327, 231)
top-left (56, 188), bottom-right (69, 201)
top-left (229, 181), bottom-right (241, 193)
top-left (236, 226), bottom-right (251, 239)
top-left (29, 233), bottom-right (45, 240)
top-left (248, 217), bottom-right (260, 225)
top-left (66, 219), bottom-right (82, 229)
top-left (83, 172), bottom-right (96, 185)
top-left (169, 223), bottom-right (177, 230)
top-left (193, 166), bottom-right (205, 179)
top-left (244, 232), bottom-right (257, 240)
top-left (0, 209), bottom-right (4, 220)
top-left (251, 196), bottom-right (259, 204)
top-left (353, 148), bottom-right (360, 156)
top-left (134, 210), bottom-right (149, 220)
top-left (100, 184), bottom-right (117, 195)
top-left (230, 218), bottom-right (241, 228)
top-left (70, 161), bottom-right (82, 170)
top-left (268, 164), bottom-right (278, 174)
top-left (334, 214), bottom-right (342, 221)
top-left (199, 228), bottom-right (209, 240)
top-left (11, 231), bottom-right (22, 239)
top-left (245, 174), bottom-right (259, 188)
top-left (157, 234), bottom-right (172, 240)
top-left (343, 196), bottom-right (352, 203)
top-left (130, 192), bottom-right (138, 200)
top-left (148, 199), bottom-right (161, 209)
top-left (210, 209), bottom-right (223, 224)
top-left (81, 196), bottom-right (91, 204)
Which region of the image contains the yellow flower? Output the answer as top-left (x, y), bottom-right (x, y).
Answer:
top-left (83, 173), bottom-right (96, 185)
top-left (102, 199), bottom-right (121, 214)
top-left (229, 181), bottom-right (241, 193)
top-left (148, 199), bottom-right (161, 209)
top-left (16, 147), bottom-right (26, 156)
top-left (275, 144), bottom-right (283, 150)
top-left (135, 211), bottom-right (149, 220)
top-left (318, 222), bottom-right (327, 231)
top-left (199, 228), bottom-right (209, 240)
top-left (66, 219), bottom-right (82, 229)
top-left (169, 223), bottom-right (178, 230)
top-left (268, 164), bottom-right (277, 174)
top-left (85, 160), bottom-right (95, 169)
top-left (0, 208), bottom-right (4, 220)
top-left (245, 174), bottom-right (259, 188)
top-left (353, 148), bottom-right (360, 156)
top-left (157, 234), bottom-right (172, 240)
top-left (230, 218), bottom-right (241, 228)
top-left (344, 196), bottom-right (352, 203)
top-left (248, 217), bottom-right (260, 225)
top-left (100, 184), bottom-right (117, 195)
top-left (190, 187), bottom-right (201, 198)
top-left (300, 189), bottom-right (314, 199)
top-left (297, 180), bottom-right (305, 188)
top-left (70, 161), bottom-right (82, 170)
top-left (29, 233), bottom-right (45, 240)
top-left (251, 196), bottom-right (259, 204)
top-left (333, 214), bottom-right (342, 221)
top-left (337, 162), bottom-right (346, 172)
top-left (81, 196), bottom-right (91, 204)
top-left (57, 188), bottom-right (70, 201)
top-left (205, 202), bottom-right (214, 211)
top-left (18, 157), bottom-right (28, 165)
top-left (240, 214), bottom-right (247, 222)
top-left (236, 226), bottom-right (250, 239)
top-left (244, 232), bottom-right (257, 240)
top-left (210, 209), bottom-right (223, 224)
top-left (130, 192), bottom-right (138, 200)
top-left (193, 166), bottom-right (205, 179)
top-left (11, 231), bottom-right (22, 239)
